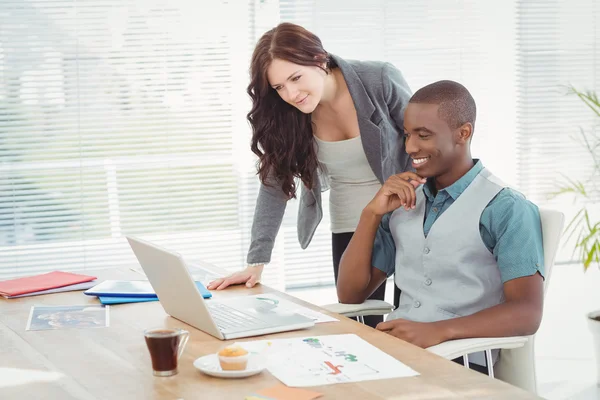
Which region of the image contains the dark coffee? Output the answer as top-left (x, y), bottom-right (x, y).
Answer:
top-left (145, 330), bottom-right (181, 372)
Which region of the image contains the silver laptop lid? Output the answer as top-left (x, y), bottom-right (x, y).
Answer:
top-left (126, 236), bottom-right (224, 339)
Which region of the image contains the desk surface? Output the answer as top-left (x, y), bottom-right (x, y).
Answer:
top-left (0, 268), bottom-right (539, 400)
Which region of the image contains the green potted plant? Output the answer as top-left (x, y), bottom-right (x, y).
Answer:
top-left (552, 86), bottom-right (600, 384)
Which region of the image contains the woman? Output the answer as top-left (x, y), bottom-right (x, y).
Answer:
top-left (207, 22), bottom-right (413, 327)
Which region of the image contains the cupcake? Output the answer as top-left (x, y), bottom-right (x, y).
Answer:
top-left (217, 345), bottom-right (249, 371)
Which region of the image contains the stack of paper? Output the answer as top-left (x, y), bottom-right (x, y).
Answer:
top-left (83, 280), bottom-right (212, 305)
top-left (0, 271), bottom-right (97, 299)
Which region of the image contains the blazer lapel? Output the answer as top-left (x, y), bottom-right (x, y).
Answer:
top-left (331, 54), bottom-right (384, 183)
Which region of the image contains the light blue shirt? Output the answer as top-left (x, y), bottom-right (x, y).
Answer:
top-left (372, 160), bottom-right (545, 283)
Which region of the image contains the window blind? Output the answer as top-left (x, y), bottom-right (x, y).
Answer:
top-left (0, 0), bottom-right (256, 280)
top-left (1, 0), bottom-right (593, 288)
top-left (516, 0), bottom-right (600, 263)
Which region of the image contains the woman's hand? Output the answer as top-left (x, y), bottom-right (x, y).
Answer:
top-left (206, 264), bottom-right (264, 290)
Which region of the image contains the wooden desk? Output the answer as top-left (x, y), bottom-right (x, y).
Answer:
top-left (0, 268), bottom-right (539, 399)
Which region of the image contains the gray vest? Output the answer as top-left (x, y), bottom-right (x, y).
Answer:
top-left (387, 168), bottom-right (506, 323)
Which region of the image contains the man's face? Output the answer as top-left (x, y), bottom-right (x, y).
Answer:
top-left (403, 102), bottom-right (461, 178)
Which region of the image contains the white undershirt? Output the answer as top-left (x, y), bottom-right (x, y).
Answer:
top-left (314, 135), bottom-right (381, 233)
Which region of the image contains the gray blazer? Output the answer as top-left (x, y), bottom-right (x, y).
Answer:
top-left (247, 54), bottom-right (412, 264)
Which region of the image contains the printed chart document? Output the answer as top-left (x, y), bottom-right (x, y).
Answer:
top-left (236, 334), bottom-right (419, 387)
top-left (247, 294), bottom-right (338, 324)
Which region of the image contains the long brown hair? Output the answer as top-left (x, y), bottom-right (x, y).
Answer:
top-left (247, 23), bottom-right (332, 198)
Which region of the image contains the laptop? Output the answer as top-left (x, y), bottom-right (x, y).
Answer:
top-left (126, 236), bottom-right (315, 339)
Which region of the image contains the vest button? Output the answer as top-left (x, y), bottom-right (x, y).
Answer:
top-left (424, 247), bottom-right (430, 254)
top-left (414, 301), bottom-right (421, 308)
top-left (425, 278), bottom-right (432, 286)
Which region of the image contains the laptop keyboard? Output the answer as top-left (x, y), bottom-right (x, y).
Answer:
top-left (207, 302), bottom-right (265, 330)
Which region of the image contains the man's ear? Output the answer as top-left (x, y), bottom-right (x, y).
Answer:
top-left (457, 122), bottom-right (473, 144)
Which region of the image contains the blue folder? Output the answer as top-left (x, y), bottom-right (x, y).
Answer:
top-left (98, 296), bottom-right (159, 305)
top-left (85, 280), bottom-right (211, 304)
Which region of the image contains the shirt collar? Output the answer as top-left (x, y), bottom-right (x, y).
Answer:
top-left (423, 159), bottom-right (484, 201)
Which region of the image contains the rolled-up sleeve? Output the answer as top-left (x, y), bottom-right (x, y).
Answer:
top-left (371, 213), bottom-right (396, 277)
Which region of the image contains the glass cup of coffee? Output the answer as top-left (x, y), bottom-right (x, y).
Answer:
top-left (144, 328), bottom-right (190, 377)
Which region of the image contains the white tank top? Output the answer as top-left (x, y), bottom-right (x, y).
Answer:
top-left (314, 135), bottom-right (382, 233)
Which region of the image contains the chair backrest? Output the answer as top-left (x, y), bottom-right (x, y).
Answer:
top-left (539, 208), bottom-right (565, 291)
top-left (494, 208), bottom-right (565, 393)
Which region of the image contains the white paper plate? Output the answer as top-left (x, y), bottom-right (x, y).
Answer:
top-left (193, 354), bottom-right (265, 378)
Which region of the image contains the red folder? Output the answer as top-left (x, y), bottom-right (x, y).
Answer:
top-left (0, 271), bottom-right (97, 297)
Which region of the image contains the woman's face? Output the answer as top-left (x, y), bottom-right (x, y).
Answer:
top-left (266, 58), bottom-right (327, 114)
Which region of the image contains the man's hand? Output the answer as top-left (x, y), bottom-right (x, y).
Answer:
top-left (366, 172), bottom-right (426, 216)
top-left (376, 318), bottom-right (447, 348)
top-left (206, 265), bottom-right (264, 290)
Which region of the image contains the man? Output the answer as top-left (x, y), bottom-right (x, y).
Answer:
top-left (336, 80), bottom-right (545, 372)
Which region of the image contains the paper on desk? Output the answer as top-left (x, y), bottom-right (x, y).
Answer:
top-left (187, 261), bottom-right (225, 285)
top-left (26, 304), bottom-right (110, 331)
top-left (236, 334), bottom-right (419, 387)
top-left (246, 293), bottom-right (338, 324)
top-left (129, 260), bottom-right (224, 286)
